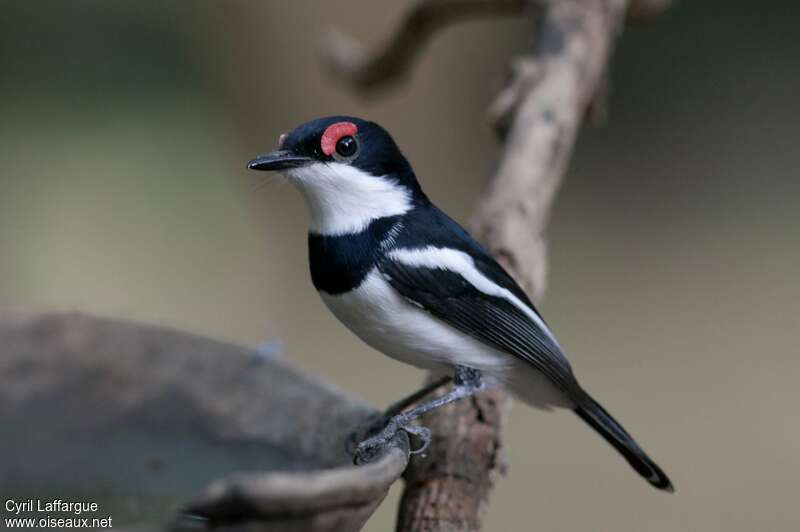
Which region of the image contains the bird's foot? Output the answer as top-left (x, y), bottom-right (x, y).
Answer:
top-left (346, 411), bottom-right (386, 455)
top-left (352, 414), bottom-right (431, 465)
top-left (454, 365), bottom-right (482, 389)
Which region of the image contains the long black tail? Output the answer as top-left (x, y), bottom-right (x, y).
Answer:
top-left (574, 392), bottom-right (674, 492)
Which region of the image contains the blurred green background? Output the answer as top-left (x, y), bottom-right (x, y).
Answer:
top-left (1, 1), bottom-right (799, 530)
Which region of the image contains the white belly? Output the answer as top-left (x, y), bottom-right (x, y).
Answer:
top-left (319, 269), bottom-right (570, 409)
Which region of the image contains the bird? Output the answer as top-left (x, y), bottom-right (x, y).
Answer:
top-left (248, 116), bottom-right (673, 492)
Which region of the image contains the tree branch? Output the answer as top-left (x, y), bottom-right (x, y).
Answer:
top-left (395, 1), bottom-right (629, 530)
top-left (472, 0), bottom-right (627, 301)
top-left (322, 0), bottom-right (529, 92)
top-left (323, 0), bottom-right (671, 94)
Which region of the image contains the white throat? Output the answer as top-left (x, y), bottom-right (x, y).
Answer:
top-left (287, 162), bottom-right (413, 235)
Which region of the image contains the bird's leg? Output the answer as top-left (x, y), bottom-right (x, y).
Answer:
top-left (347, 375), bottom-right (452, 455)
top-left (385, 375), bottom-right (453, 417)
top-left (352, 366), bottom-right (483, 465)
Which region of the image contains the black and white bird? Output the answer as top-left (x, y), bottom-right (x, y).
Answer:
top-left (248, 116), bottom-right (673, 492)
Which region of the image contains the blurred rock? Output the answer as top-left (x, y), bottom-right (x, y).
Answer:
top-left (0, 312), bottom-right (408, 532)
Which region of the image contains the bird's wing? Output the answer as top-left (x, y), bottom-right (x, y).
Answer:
top-left (377, 245), bottom-right (578, 393)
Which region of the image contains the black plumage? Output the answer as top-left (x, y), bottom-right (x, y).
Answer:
top-left (253, 115), bottom-right (674, 492)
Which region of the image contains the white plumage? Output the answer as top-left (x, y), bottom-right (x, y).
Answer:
top-left (291, 161), bottom-right (572, 409)
top-left (321, 268), bottom-right (571, 409)
top-left (288, 163), bottom-right (412, 235)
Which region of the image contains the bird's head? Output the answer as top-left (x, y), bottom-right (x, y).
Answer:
top-left (248, 116), bottom-right (424, 235)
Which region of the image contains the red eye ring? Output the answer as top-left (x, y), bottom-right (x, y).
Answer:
top-left (321, 122), bottom-right (358, 156)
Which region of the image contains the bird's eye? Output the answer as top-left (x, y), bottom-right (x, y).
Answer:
top-left (335, 135), bottom-right (358, 158)
top-left (321, 121), bottom-right (358, 159)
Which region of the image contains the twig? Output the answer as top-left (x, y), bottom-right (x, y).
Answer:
top-left (322, 0), bottom-right (529, 92)
top-left (323, 0), bottom-right (672, 94)
top-left (472, 0), bottom-right (627, 302)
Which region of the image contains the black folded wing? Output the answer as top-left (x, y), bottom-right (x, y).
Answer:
top-left (377, 253), bottom-right (579, 394)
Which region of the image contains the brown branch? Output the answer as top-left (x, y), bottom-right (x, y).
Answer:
top-left (396, 383), bottom-right (510, 532)
top-left (472, 0), bottom-right (628, 301)
top-left (322, 0), bottom-right (529, 92)
top-left (396, 1), bottom-right (629, 531)
top-left (323, 0), bottom-right (672, 94)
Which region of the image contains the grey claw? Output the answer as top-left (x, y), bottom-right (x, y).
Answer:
top-left (347, 412), bottom-right (388, 455)
top-left (352, 419), bottom-right (397, 465)
top-left (353, 442), bottom-right (382, 466)
top-left (352, 415), bottom-right (432, 465)
top-left (405, 425), bottom-right (431, 455)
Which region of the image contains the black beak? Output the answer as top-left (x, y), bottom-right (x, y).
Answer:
top-left (247, 150), bottom-right (312, 171)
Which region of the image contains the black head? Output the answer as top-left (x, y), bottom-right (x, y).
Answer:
top-left (248, 116), bottom-right (422, 195)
